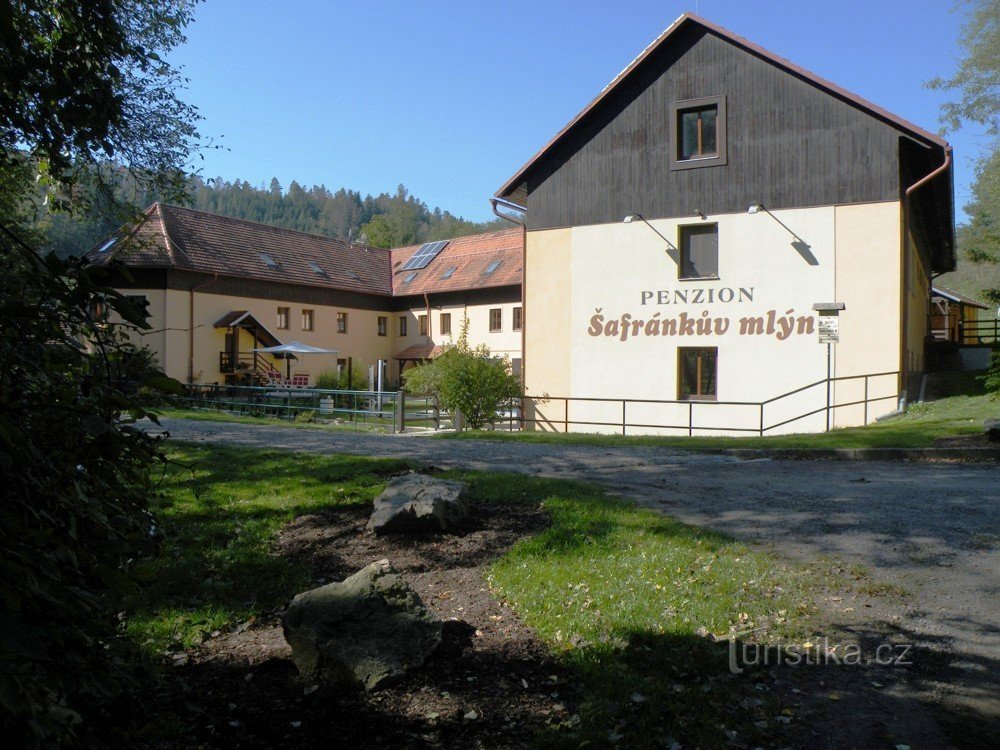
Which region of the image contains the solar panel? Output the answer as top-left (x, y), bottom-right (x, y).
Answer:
top-left (483, 260), bottom-right (502, 276)
top-left (441, 266), bottom-right (457, 279)
top-left (400, 240), bottom-right (449, 271)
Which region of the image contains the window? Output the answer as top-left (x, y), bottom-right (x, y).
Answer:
top-left (301, 309), bottom-right (314, 331)
top-left (377, 316), bottom-right (387, 336)
top-left (91, 297), bottom-right (109, 322)
top-left (441, 266), bottom-right (457, 280)
top-left (403, 271), bottom-right (417, 284)
top-left (337, 312), bottom-right (348, 334)
top-left (489, 308), bottom-right (502, 332)
top-left (307, 260), bottom-right (326, 277)
top-left (678, 347), bottom-right (717, 400)
top-left (513, 306), bottom-right (523, 331)
top-left (399, 316), bottom-right (408, 336)
top-left (277, 307), bottom-right (289, 329)
top-left (419, 314), bottom-right (428, 336)
top-left (259, 252), bottom-right (279, 269)
top-left (484, 260), bottom-right (502, 276)
top-left (670, 95), bottom-right (727, 170)
top-left (679, 224), bottom-right (718, 280)
top-left (440, 312), bottom-right (452, 335)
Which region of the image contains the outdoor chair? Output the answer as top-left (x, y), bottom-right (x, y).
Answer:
top-left (264, 369), bottom-right (289, 387)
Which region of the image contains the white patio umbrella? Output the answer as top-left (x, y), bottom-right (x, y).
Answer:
top-left (253, 341), bottom-right (339, 378)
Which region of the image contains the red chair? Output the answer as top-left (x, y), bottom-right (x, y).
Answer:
top-left (290, 372), bottom-right (310, 388)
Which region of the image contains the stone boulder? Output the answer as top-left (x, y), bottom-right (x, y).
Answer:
top-left (281, 559), bottom-right (442, 690)
top-left (367, 474), bottom-right (469, 534)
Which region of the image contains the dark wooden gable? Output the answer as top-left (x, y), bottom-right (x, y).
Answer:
top-left (519, 23), bottom-right (936, 232)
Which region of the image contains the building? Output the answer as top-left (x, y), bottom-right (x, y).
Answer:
top-left (494, 13), bottom-right (955, 435)
top-left (87, 203), bottom-right (523, 387)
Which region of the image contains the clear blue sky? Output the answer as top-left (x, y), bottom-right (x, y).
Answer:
top-left (171, 0), bottom-right (983, 223)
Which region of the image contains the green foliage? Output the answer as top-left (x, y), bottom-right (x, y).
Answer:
top-left (0, 1), bottom-right (198, 745)
top-left (983, 349), bottom-right (1000, 398)
top-left (404, 318), bottom-right (521, 429)
top-left (315, 362), bottom-right (368, 391)
top-left (928, 0), bottom-right (999, 303)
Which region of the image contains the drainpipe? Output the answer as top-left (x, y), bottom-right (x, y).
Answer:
top-left (491, 197), bottom-right (527, 385)
top-left (423, 292), bottom-right (433, 342)
top-left (189, 273), bottom-right (218, 383)
top-left (900, 145), bottom-right (951, 403)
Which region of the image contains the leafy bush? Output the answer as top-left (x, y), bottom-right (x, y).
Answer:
top-left (403, 318), bottom-right (521, 429)
top-left (315, 362), bottom-right (369, 391)
top-left (983, 349), bottom-right (1000, 399)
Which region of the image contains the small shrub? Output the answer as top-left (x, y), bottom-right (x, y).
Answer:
top-left (983, 348), bottom-right (1000, 400)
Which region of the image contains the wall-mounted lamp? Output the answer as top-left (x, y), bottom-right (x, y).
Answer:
top-left (622, 211), bottom-right (677, 253)
top-left (747, 202), bottom-right (764, 215)
top-left (694, 208), bottom-right (706, 219)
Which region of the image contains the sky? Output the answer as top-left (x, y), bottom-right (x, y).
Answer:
top-left (170, 0), bottom-right (984, 223)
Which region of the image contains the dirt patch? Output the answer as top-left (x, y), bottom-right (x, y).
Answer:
top-left (145, 500), bottom-right (577, 749)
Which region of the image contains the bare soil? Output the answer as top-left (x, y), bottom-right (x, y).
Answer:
top-left (142, 500), bottom-right (577, 749)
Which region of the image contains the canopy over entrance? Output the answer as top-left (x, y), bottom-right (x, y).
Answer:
top-left (213, 310), bottom-right (282, 347)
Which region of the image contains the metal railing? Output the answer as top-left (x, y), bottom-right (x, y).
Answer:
top-left (219, 350), bottom-right (270, 375)
top-left (177, 384), bottom-right (400, 430)
top-left (513, 370), bottom-right (900, 437)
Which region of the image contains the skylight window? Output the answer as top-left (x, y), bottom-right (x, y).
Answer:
top-left (307, 260), bottom-right (326, 276)
top-left (259, 253), bottom-right (279, 269)
top-left (400, 240), bottom-right (449, 271)
top-left (346, 270), bottom-right (361, 281)
top-left (96, 238), bottom-right (117, 253)
top-left (441, 266), bottom-right (457, 280)
top-left (483, 260), bottom-right (502, 276)
top-left (404, 271), bottom-right (418, 283)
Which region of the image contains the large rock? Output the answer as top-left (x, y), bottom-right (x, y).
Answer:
top-left (367, 474), bottom-right (469, 534)
top-left (281, 559), bottom-right (442, 690)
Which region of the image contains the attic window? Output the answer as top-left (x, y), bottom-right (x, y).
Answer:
top-left (404, 271), bottom-right (418, 283)
top-left (483, 260), bottom-right (502, 276)
top-left (346, 270), bottom-right (361, 281)
top-left (670, 95), bottom-right (727, 171)
top-left (259, 253), bottom-right (279, 269)
top-left (441, 266), bottom-right (457, 279)
top-left (96, 238), bottom-right (117, 253)
top-left (307, 260), bottom-right (326, 276)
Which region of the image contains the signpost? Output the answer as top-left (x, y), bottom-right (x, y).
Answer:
top-left (812, 303), bottom-right (846, 431)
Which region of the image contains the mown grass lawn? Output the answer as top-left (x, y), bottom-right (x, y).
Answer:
top-left (446, 371), bottom-right (994, 450)
top-left (132, 443), bottom-right (840, 747)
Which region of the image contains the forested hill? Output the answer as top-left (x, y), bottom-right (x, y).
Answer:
top-left (40, 174), bottom-right (507, 258)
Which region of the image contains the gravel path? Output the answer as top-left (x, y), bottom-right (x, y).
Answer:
top-left (155, 417), bottom-right (1000, 734)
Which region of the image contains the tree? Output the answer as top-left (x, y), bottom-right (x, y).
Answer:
top-left (403, 318), bottom-right (522, 429)
top-left (927, 0), bottom-right (999, 303)
top-left (0, 1), bottom-right (200, 745)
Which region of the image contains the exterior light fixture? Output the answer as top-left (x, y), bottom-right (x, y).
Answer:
top-left (622, 211), bottom-right (677, 252)
top-left (747, 202), bottom-right (763, 215)
top-left (695, 208), bottom-right (706, 219)
top-left (623, 213), bottom-right (640, 224)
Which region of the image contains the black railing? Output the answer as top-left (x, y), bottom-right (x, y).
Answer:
top-left (219, 351), bottom-right (270, 374)
top-left (960, 319), bottom-right (1000, 345)
top-left (515, 371), bottom-right (899, 437)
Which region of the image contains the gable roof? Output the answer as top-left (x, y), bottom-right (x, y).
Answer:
top-left (86, 204), bottom-right (524, 299)
top-left (932, 285), bottom-right (990, 310)
top-left (389, 228), bottom-right (522, 296)
top-left (87, 203), bottom-right (393, 295)
top-left (497, 12), bottom-right (949, 204)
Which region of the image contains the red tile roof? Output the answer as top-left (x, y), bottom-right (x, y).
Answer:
top-left (87, 203), bottom-right (393, 295)
top-left (932, 285), bottom-right (990, 310)
top-left (389, 228), bottom-right (522, 296)
top-left (394, 343), bottom-right (444, 361)
top-left (86, 204), bottom-right (524, 299)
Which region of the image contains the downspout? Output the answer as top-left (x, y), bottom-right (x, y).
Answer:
top-left (423, 292), bottom-right (433, 343)
top-left (491, 197), bottom-right (527, 385)
top-left (189, 273), bottom-right (218, 383)
top-left (900, 144), bottom-right (951, 405)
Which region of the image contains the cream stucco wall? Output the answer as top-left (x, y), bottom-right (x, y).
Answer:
top-left (151, 290), bottom-right (394, 386)
top-left (525, 203), bottom-right (905, 435)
